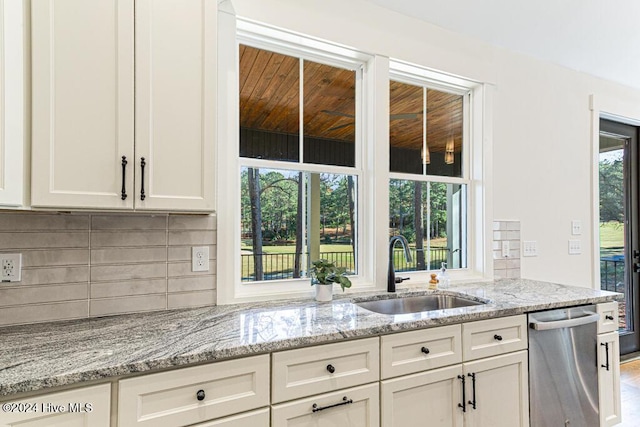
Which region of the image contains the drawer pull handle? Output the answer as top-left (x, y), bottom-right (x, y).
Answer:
top-left (493, 334), bottom-right (503, 341)
top-left (457, 375), bottom-right (466, 412)
top-left (121, 156), bottom-right (128, 200)
top-left (140, 157), bottom-right (146, 201)
top-left (326, 364), bottom-right (336, 374)
top-left (312, 396), bottom-right (353, 413)
top-left (605, 315), bottom-right (614, 321)
top-left (196, 389), bottom-right (205, 401)
top-left (468, 372), bottom-right (477, 410)
top-left (601, 342), bottom-right (610, 371)
top-left (421, 346), bottom-right (430, 354)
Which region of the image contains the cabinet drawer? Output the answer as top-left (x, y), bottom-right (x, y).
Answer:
top-left (272, 337), bottom-right (379, 403)
top-left (118, 355), bottom-right (270, 427)
top-left (381, 324), bottom-right (462, 379)
top-left (462, 315), bottom-right (527, 361)
top-left (271, 383), bottom-right (379, 427)
top-left (195, 408), bottom-right (270, 426)
top-left (0, 383), bottom-right (110, 426)
top-left (597, 302), bottom-right (619, 334)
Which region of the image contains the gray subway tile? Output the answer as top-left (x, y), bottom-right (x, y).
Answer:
top-left (168, 291), bottom-right (216, 309)
top-left (0, 301), bottom-right (88, 326)
top-left (0, 213), bottom-right (89, 231)
top-left (91, 279), bottom-right (167, 299)
top-left (20, 266), bottom-right (89, 286)
top-left (0, 232), bottom-right (88, 250)
top-left (91, 263), bottom-right (166, 282)
top-left (91, 247), bottom-right (167, 265)
top-left (0, 283), bottom-right (88, 307)
top-left (168, 231), bottom-right (216, 246)
top-left (168, 276), bottom-right (216, 293)
top-left (91, 215), bottom-right (167, 230)
top-left (168, 214), bottom-right (216, 231)
top-left (90, 295), bottom-right (166, 317)
top-left (91, 231), bottom-right (167, 248)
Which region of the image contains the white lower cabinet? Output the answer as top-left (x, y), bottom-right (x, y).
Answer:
top-left (381, 364), bottom-right (463, 427)
top-left (598, 331), bottom-right (622, 426)
top-left (271, 383), bottom-right (379, 427)
top-left (0, 384), bottom-right (110, 427)
top-left (463, 350), bottom-right (529, 427)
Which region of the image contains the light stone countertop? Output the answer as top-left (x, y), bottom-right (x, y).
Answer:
top-left (0, 279), bottom-right (621, 397)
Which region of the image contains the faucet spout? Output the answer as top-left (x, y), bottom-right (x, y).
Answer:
top-left (388, 235), bottom-right (412, 292)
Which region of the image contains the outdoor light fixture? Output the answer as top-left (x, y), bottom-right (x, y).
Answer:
top-left (422, 145), bottom-right (430, 164)
top-left (445, 138), bottom-right (454, 164)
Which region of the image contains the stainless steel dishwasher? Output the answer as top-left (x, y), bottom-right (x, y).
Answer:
top-left (528, 305), bottom-right (601, 427)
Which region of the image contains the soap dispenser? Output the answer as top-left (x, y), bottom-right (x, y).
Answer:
top-left (437, 262), bottom-right (450, 289)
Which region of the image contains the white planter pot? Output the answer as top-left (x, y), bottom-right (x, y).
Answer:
top-left (314, 284), bottom-right (333, 302)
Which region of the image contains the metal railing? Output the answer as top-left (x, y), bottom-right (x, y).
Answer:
top-left (600, 255), bottom-right (625, 293)
top-left (241, 247), bottom-right (451, 281)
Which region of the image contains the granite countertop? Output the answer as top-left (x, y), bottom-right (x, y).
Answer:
top-left (0, 279), bottom-right (621, 397)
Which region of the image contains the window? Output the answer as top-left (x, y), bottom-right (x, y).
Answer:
top-left (388, 76), bottom-right (470, 273)
top-left (237, 41), bottom-right (364, 285)
top-left (216, 16), bottom-right (491, 303)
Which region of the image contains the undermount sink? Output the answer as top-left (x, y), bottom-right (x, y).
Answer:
top-left (355, 294), bottom-right (486, 315)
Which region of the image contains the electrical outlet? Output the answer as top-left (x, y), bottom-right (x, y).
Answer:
top-left (1, 253), bottom-right (22, 282)
top-left (501, 241), bottom-right (510, 257)
top-left (192, 246), bottom-right (209, 272)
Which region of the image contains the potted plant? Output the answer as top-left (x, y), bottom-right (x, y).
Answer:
top-left (310, 259), bottom-right (352, 302)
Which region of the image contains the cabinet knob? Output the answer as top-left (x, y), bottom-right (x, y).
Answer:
top-left (605, 315), bottom-right (614, 321)
top-left (421, 347), bottom-right (430, 354)
top-left (326, 364), bottom-right (336, 374)
top-left (493, 334), bottom-right (503, 341)
top-left (196, 389), bottom-right (205, 401)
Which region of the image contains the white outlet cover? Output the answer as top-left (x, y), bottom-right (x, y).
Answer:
top-left (0, 253), bottom-right (22, 282)
top-left (192, 246), bottom-right (210, 272)
top-left (571, 220), bottom-right (582, 236)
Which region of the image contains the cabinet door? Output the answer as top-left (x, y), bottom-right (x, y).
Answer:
top-left (31, 0), bottom-right (134, 209)
top-left (135, 0), bottom-right (216, 211)
top-left (463, 350), bottom-right (529, 427)
top-left (381, 365), bottom-right (464, 427)
top-left (271, 383), bottom-right (379, 427)
top-left (598, 331), bottom-right (622, 426)
top-left (0, 0), bottom-right (25, 207)
top-left (0, 383), bottom-right (110, 427)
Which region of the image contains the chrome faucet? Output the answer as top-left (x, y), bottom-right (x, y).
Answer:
top-left (388, 235), bottom-right (412, 292)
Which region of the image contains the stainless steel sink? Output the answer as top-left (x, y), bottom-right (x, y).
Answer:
top-left (355, 294), bottom-right (485, 315)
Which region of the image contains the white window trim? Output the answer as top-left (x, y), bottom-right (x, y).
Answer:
top-left (217, 8), bottom-right (493, 304)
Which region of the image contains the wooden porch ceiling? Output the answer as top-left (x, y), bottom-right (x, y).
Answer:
top-left (239, 45), bottom-right (463, 153)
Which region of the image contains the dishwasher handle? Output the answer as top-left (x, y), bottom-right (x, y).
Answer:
top-left (529, 312), bottom-right (600, 331)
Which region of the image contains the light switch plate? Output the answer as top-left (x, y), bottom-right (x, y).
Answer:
top-left (571, 220), bottom-right (582, 235)
top-left (568, 240), bottom-right (581, 255)
top-left (192, 246), bottom-right (209, 272)
top-left (523, 241), bottom-right (538, 257)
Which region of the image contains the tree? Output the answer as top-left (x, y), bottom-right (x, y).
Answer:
top-left (599, 158), bottom-right (624, 223)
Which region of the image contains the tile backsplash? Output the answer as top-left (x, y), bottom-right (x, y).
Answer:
top-left (0, 212), bottom-right (216, 327)
top-left (493, 220), bottom-right (521, 279)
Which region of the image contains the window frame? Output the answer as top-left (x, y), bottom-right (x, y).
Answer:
top-left (218, 17), bottom-right (374, 303)
top-left (217, 14), bottom-right (493, 304)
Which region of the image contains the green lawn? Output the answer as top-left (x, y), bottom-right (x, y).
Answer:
top-left (600, 221), bottom-right (624, 257)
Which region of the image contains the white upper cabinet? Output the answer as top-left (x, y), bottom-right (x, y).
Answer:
top-left (31, 0), bottom-right (215, 211)
top-left (31, 0), bottom-right (135, 210)
top-left (135, 0), bottom-right (216, 211)
top-left (0, 0), bottom-right (27, 207)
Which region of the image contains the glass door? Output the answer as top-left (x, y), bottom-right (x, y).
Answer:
top-left (599, 118), bottom-right (640, 354)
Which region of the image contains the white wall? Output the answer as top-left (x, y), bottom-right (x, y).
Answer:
top-left (231, 0), bottom-right (640, 288)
